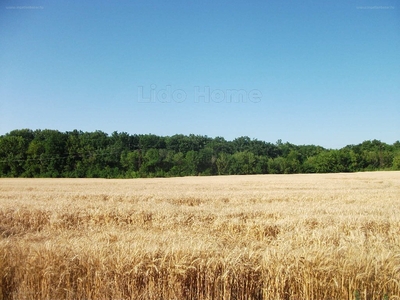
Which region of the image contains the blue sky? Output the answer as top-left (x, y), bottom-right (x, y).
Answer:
top-left (0, 0), bottom-right (399, 149)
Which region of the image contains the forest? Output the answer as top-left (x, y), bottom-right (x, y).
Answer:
top-left (0, 129), bottom-right (399, 178)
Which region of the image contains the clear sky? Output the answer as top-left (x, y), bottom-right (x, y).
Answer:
top-left (1, 0), bottom-right (399, 149)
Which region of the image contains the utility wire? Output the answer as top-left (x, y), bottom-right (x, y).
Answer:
top-left (0, 148), bottom-right (131, 164)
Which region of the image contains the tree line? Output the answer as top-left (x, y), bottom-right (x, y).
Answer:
top-left (0, 129), bottom-right (399, 178)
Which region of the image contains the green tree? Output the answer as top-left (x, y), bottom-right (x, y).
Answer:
top-left (1, 129), bottom-right (399, 178)
top-left (25, 139), bottom-right (46, 176)
top-left (24, 130), bottom-right (67, 177)
top-left (169, 152), bottom-right (186, 176)
top-left (72, 131), bottom-right (109, 177)
top-left (229, 151), bottom-right (256, 175)
top-left (140, 148), bottom-right (161, 176)
top-left (312, 150), bottom-right (347, 173)
top-left (120, 150), bottom-right (141, 177)
top-left (139, 134), bottom-right (166, 151)
top-left (198, 148), bottom-right (216, 175)
top-left (216, 152), bottom-right (230, 175)
top-left (0, 136), bottom-right (27, 176)
top-left (267, 157), bottom-right (286, 174)
top-left (284, 150), bottom-right (301, 173)
top-left (255, 155), bottom-right (269, 174)
top-left (392, 152), bottom-right (400, 170)
top-left (232, 136), bottom-right (251, 152)
top-left (185, 150), bottom-right (199, 176)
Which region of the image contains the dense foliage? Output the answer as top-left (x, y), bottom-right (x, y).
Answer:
top-left (0, 129), bottom-right (399, 178)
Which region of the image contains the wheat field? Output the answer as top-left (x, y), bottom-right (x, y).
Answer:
top-left (1, 172), bottom-right (400, 299)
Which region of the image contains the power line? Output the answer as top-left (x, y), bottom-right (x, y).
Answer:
top-left (0, 148), bottom-right (128, 164)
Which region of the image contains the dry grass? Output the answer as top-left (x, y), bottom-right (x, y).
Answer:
top-left (1, 172), bottom-right (400, 299)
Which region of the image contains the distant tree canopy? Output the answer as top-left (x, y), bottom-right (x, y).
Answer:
top-left (0, 129), bottom-right (399, 178)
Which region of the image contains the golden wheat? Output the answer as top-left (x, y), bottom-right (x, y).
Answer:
top-left (1, 172), bottom-right (400, 299)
